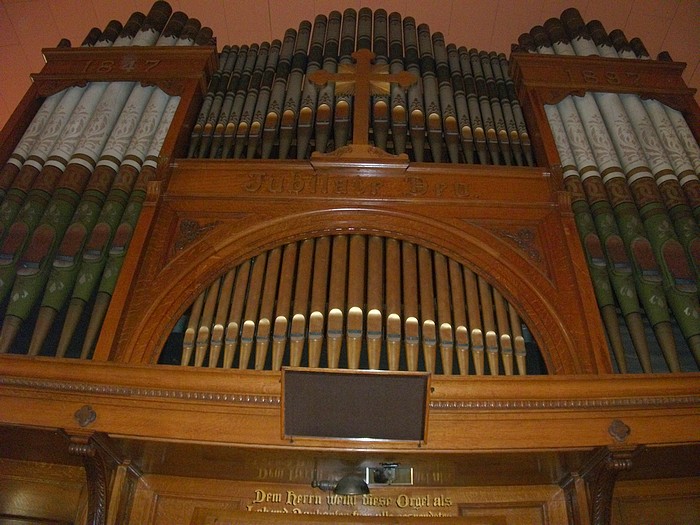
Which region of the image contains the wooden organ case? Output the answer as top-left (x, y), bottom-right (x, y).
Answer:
top-left (0, 6), bottom-right (699, 525)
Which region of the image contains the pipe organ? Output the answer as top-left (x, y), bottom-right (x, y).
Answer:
top-left (0, 3), bottom-right (698, 525)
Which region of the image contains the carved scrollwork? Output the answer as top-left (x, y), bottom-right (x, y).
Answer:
top-left (324, 145), bottom-right (397, 158)
top-left (140, 79), bottom-right (186, 96)
top-left (34, 79), bottom-right (88, 98)
top-left (174, 219), bottom-right (220, 252)
top-left (492, 227), bottom-right (543, 264)
top-left (540, 87), bottom-right (587, 105)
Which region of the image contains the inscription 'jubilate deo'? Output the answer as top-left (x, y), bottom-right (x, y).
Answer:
top-left (242, 172), bottom-right (479, 199)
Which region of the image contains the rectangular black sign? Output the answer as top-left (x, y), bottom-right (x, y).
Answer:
top-left (282, 368), bottom-right (429, 442)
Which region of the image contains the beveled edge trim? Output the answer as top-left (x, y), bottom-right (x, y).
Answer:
top-left (0, 376), bottom-right (280, 406)
top-left (430, 396), bottom-right (700, 410)
top-left (2, 375), bottom-right (699, 411)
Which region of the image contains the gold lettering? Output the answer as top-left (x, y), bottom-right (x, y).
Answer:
top-left (362, 494), bottom-right (392, 507)
top-left (247, 487), bottom-right (454, 516)
top-left (253, 490), bottom-right (281, 503)
top-left (253, 490), bottom-right (265, 503)
top-left (433, 495), bottom-right (452, 507)
top-left (286, 491), bottom-right (322, 506)
top-left (326, 493), bottom-right (357, 506)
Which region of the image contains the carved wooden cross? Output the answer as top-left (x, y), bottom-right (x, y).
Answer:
top-left (308, 48), bottom-right (417, 146)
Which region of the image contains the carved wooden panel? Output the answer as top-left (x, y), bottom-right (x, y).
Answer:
top-left (510, 53), bottom-right (697, 112)
top-left (34, 47), bottom-right (216, 98)
top-left (106, 159), bottom-right (609, 374)
top-left (458, 485), bottom-right (569, 525)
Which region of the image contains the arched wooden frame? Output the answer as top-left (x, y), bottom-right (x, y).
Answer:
top-left (159, 231), bottom-right (536, 373)
top-left (113, 205), bottom-right (608, 374)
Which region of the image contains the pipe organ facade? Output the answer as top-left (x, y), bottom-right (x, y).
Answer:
top-left (0, 3), bottom-right (698, 525)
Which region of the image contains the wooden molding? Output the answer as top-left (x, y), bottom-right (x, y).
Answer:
top-left (1, 357), bottom-right (698, 451)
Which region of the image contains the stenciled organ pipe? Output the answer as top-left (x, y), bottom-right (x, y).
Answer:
top-left (187, 8), bottom-right (533, 165)
top-left (0, 2), bottom-right (214, 356)
top-left (0, 19), bottom-right (128, 238)
top-left (519, 8), bottom-right (700, 372)
top-left (174, 235), bottom-right (531, 376)
top-left (0, 10), bottom-right (154, 352)
top-left (0, 24), bottom-right (119, 203)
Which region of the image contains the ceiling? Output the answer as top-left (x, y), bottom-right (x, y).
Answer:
top-left (0, 0), bottom-right (698, 132)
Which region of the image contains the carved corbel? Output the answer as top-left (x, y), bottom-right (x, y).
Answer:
top-left (581, 445), bottom-right (643, 525)
top-left (67, 431), bottom-right (109, 525)
top-left (64, 429), bottom-right (142, 525)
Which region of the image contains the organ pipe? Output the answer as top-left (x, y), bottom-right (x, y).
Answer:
top-left (177, 235), bottom-right (531, 375)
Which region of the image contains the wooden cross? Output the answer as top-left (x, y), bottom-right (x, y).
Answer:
top-left (308, 48), bottom-right (417, 147)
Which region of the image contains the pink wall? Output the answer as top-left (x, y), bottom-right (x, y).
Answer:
top-left (1, 0), bottom-right (698, 130)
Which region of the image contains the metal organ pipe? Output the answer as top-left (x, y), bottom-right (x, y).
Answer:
top-left (185, 8), bottom-right (532, 164)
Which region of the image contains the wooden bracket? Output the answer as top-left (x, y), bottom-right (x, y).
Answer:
top-left (581, 445), bottom-right (643, 525)
top-left (66, 431), bottom-right (109, 525)
top-left (63, 431), bottom-right (142, 525)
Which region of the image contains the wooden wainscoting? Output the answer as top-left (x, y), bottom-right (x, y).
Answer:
top-left (0, 458), bottom-right (86, 524)
top-left (612, 478), bottom-right (700, 525)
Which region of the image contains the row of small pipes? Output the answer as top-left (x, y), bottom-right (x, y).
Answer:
top-left (187, 8), bottom-right (533, 166)
top-left (179, 235), bottom-right (529, 375)
top-left (0, 1), bottom-right (212, 357)
top-left (517, 8), bottom-right (699, 372)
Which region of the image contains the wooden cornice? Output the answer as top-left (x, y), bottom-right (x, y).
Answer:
top-left (1, 356), bottom-right (698, 452)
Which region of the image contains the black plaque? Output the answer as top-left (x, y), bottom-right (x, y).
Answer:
top-left (282, 368), bottom-right (429, 441)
